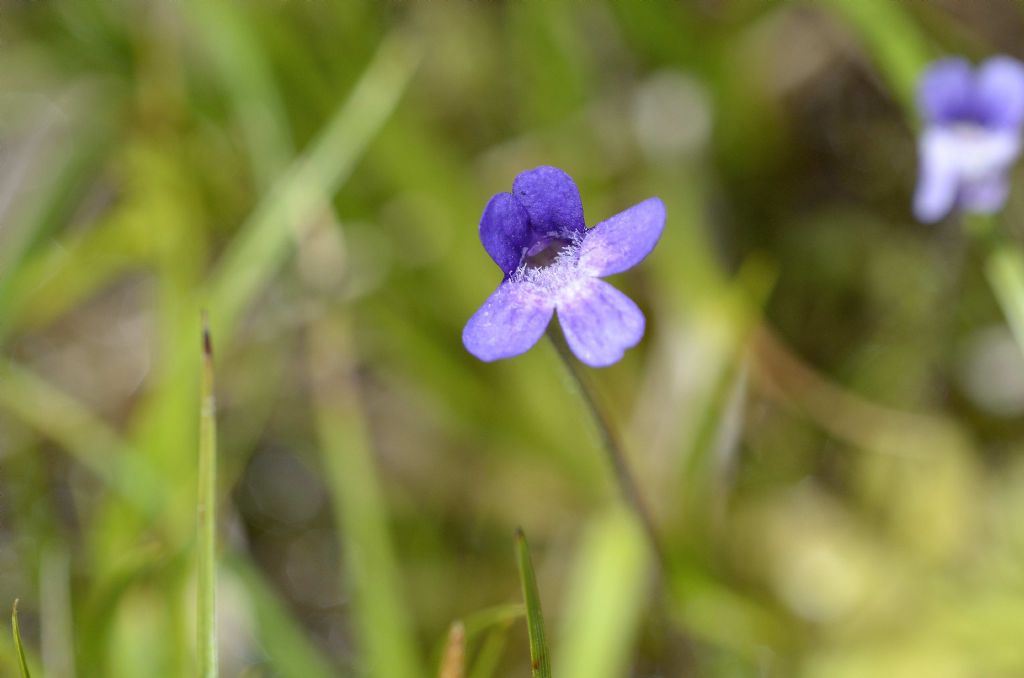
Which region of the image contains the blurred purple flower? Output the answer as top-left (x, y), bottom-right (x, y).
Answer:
top-left (463, 166), bottom-right (664, 367)
top-left (915, 56), bottom-right (1024, 222)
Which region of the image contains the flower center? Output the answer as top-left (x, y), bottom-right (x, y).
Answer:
top-left (952, 122), bottom-right (987, 142)
top-left (524, 236), bottom-right (574, 268)
top-left (513, 234), bottom-right (586, 299)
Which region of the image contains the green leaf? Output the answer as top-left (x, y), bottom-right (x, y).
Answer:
top-left (12, 600), bottom-right (31, 678)
top-left (515, 529), bottom-right (551, 678)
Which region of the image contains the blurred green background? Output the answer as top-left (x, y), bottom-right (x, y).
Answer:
top-left (3, 1), bottom-right (1024, 676)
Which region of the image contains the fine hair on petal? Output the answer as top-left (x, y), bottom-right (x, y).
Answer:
top-left (513, 232), bottom-right (588, 301)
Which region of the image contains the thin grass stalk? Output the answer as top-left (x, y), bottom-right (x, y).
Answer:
top-left (514, 530), bottom-right (551, 678)
top-left (197, 316), bottom-right (218, 678)
top-left (12, 600), bottom-right (30, 678)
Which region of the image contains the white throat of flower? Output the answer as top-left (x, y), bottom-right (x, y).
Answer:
top-left (512, 232), bottom-right (587, 301)
top-left (949, 122), bottom-right (1017, 181)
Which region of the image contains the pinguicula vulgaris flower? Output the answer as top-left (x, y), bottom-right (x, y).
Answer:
top-left (463, 166), bottom-right (665, 367)
top-left (914, 56), bottom-right (1024, 223)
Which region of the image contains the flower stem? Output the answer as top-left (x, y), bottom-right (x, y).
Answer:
top-left (546, 328), bottom-right (666, 569)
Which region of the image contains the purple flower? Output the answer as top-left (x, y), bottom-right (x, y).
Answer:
top-left (463, 166), bottom-right (665, 367)
top-left (915, 56), bottom-right (1024, 223)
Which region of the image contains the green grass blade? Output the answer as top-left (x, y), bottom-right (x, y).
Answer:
top-left (461, 604), bottom-right (524, 640)
top-left (823, 0), bottom-right (930, 114)
top-left (206, 32), bottom-right (419, 342)
top-left (967, 216), bottom-right (1024, 360)
top-left (555, 510), bottom-right (650, 678)
top-left (308, 314), bottom-right (423, 678)
top-left (186, 0), bottom-right (292, 186)
top-left (40, 543), bottom-right (75, 678)
top-left (0, 362), bottom-right (165, 517)
top-left (514, 529), bottom-right (551, 678)
top-left (461, 605), bottom-right (522, 678)
top-left (467, 627), bottom-right (511, 678)
top-left (12, 600), bottom-right (31, 678)
top-left (0, 107), bottom-right (113, 343)
top-left (224, 557), bottom-right (335, 678)
top-left (986, 242), bottom-right (1024, 358)
top-left (197, 317), bottom-right (218, 678)
top-left (674, 256), bottom-right (776, 529)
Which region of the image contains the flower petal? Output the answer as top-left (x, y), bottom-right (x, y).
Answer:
top-left (918, 58), bottom-right (973, 124)
top-left (958, 128), bottom-right (1021, 180)
top-left (480, 192), bottom-right (531, 277)
top-left (463, 282), bottom-right (554, 362)
top-left (512, 166), bottom-right (586, 237)
top-left (556, 279), bottom-right (645, 367)
top-left (961, 174), bottom-right (1010, 214)
top-left (914, 126), bottom-right (960, 223)
top-left (578, 197), bottom-right (665, 277)
top-left (975, 56), bottom-right (1024, 129)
